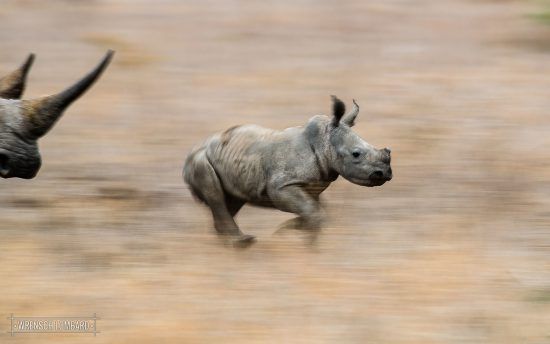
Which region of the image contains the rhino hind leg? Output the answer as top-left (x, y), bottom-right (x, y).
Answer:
top-left (185, 150), bottom-right (255, 247)
top-left (225, 193), bottom-right (245, 217)
top-left (223, 194), bottom-right (255, 247)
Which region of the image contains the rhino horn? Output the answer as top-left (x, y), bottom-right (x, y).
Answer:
top-left (0, 53), bottom-right (35, 99)
top-left (20, 50), bottom-right (114, 139)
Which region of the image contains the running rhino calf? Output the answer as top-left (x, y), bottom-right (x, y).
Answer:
top-left (0, 50), bottom-right (114, 179)
top-left (184, 96), bottom-right (392, 246)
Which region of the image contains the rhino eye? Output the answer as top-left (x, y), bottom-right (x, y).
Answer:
top-left (352, 151), bottom-right (361, 158)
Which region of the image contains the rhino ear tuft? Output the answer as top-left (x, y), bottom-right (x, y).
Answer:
top-left (331, 95), bottom-right (345, 126)
top-left (342, 99), bottom-right (359, 127)
top-left (0, 53), bottom-right (35, 99)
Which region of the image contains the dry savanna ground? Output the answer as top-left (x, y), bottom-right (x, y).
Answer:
top-left (0, 0), bottom-right (549, 343)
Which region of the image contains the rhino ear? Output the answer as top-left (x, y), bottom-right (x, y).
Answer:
top-left (20, 50), bottom-right (114, 139)
top-left (342, 99), bottom-right (359, 127)
top-left (0, 54), bottom-right (35, 99)
top-left (331, 95), bottom-right (345, 127)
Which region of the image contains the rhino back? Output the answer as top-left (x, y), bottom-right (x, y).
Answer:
top-left (204, 124), bottom-right (308, 202)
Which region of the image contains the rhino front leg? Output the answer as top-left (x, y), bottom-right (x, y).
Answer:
top-left (270, 185), bottom-right (324, 231)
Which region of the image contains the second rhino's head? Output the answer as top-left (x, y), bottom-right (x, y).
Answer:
top-left (313, 96), bottom-right (392, 187)
top-left (0, 50), bottom-right (114, 179)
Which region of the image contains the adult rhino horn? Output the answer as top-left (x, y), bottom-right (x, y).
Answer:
top-left (342, 99), bottom-right (359, 127)
top-left (0, 53), bottom-right (35, 99)
top-left (20, 50), bottom-right (114, 139)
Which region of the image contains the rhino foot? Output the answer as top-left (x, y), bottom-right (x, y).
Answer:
top-left (232, 234), bottom-right (256, 248)
top-left (273, 217), bottom-right (305, 236)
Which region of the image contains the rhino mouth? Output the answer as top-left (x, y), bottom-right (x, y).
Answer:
top-left (345, 176), bottom-right (389, 187)
top-left (367, 179), bottom-right (389, 187)
top-left (0, 153), bottom-right (10, 178)
top-left (0, 152), bottom-right (41, 179)
top-left (364, 178), bottom-right (389, 187)
top-left (345, 170), bottom-right (392, 187)
top-left (369, 170), bottom-right (391, 184)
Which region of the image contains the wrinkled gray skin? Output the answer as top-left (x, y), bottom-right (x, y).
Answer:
top-left (0, 50), bottom-right (114, 179)
top-left (184, 96), bottom-right (392, 247)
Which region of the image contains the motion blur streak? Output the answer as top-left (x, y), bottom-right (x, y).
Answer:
top-left (0, 0), bottom-right (549, 343)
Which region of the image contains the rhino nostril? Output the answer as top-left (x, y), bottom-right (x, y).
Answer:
top-left (380, 149), bottom-right (391, 164)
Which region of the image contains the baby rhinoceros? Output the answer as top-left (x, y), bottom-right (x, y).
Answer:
top-left (183, 96), bottom-right (392, 247)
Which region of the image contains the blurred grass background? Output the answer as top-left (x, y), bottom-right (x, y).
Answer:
top-left (531, 0), bottom-right (550, 23)
top-left (0, 0), bottom-right (549, 343)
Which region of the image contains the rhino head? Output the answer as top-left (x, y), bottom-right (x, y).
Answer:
top-left (0, 50), bottom-right (114, 179)
top-left (327, 96), bottom-right (392, 187)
